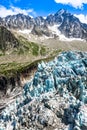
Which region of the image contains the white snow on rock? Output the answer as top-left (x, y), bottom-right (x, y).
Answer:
top-left (48, 24), bottom-right (84, 41)
top-left (6, 122), bottom-right (13, 130)
top-left (18, 29), bottom-right (32, 34)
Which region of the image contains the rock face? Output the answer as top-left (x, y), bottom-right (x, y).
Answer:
top-left (2, 14), bottom-right (32, 29)
top-left (0, 51), bottom-right (87, 130)
top-left (0, 26), bottom-right (19, 52)
top-left (0, 62), bottom-right (37, 98)
top-left (0, 9), bottom-right (87, 39)
top-left (58, 14), bottom-right (87, 39)
top-left (0, 75), bottom-right (21, 96)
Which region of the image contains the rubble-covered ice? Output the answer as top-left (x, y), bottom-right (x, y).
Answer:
top-left (0, 51), bottom-right (87, 130)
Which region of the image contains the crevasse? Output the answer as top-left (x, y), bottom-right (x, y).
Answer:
top-left (0, 51), bottom-right (87, 130)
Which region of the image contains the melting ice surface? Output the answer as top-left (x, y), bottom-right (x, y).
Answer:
top-left (0, 51), bottom-right (87, 130)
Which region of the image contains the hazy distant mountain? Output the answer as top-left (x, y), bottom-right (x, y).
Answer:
top-left (0, 9), bottom-right (87, 40)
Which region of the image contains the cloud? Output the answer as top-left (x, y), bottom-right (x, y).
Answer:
top-left (54, 0), bottom-right (87, 8)
top-left (74, 14), bottom-right (87, 24)
top-left (0, 5), bottom-right (36, 18)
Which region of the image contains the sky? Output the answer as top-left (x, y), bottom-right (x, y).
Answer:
top-left (0, 0), bottom-right (87, 23)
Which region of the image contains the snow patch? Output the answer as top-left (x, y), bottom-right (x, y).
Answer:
top-left (6, 122), bottom-right (13, 130)
top-left (43, 16), bottom-right (46, 19)
top-left (40, 35), bottom-right (50, 41)
top-left (48, 24), bottom-right (84, 41)
top-left (18, 29), bottom-right (32, 34)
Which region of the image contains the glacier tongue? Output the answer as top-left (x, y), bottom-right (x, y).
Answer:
top-left (0, 51), bottom-right (87, 130)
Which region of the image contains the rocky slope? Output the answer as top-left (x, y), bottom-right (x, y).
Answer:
top-left (0, 25), bottom-right (47, 56)
top-left (0, 59), bottom-right (38, 97)
top-left (0, 51), bottom-right (87, 130)
top-left (0, 9), bottom-right (87, 39)
top-left (0, 26), bottom-right (19, 52)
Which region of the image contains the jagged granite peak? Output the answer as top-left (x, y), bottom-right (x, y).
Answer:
top-left (31, 16), bottom-right (51, 36)
top-left (0, 9), bottom-right (87, 39)
top-left (45, 9), bottom-right (69, 25)
top-left (34, 16), bottom-right (45, 26)
top-left (3, 13), bottom-right (33, 29)
top-left (45, 14), bottom-right (54, 25)
top-left (54, 8), bottom-right (69, 18)
top-left (58, 13), bottom-right (87, 39)
top-left (55, 8), bottom-right (67, 15)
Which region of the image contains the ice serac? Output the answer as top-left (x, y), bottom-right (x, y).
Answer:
top-left (0, 51), bottom-right (87, 130)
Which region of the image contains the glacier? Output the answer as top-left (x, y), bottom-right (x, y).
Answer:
top-left (0, 51), bottom-right (87, 130)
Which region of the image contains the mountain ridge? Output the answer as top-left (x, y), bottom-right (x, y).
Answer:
top-left (0, 9), bottom-right (87, 40)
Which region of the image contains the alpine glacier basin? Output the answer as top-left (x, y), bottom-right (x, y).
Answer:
top-left (0, 51), bottom-right (87, 130)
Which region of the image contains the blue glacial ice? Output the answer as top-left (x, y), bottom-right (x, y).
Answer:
top-left (0, 51), bottom-right (87, 130)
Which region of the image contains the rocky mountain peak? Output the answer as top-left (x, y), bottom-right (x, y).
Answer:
top-left (55, 8), bottom-right (67, 15)
top-left (0, 9), bottom-right (87, 39)
top-left (34, 16), bottom-right (45, 26)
